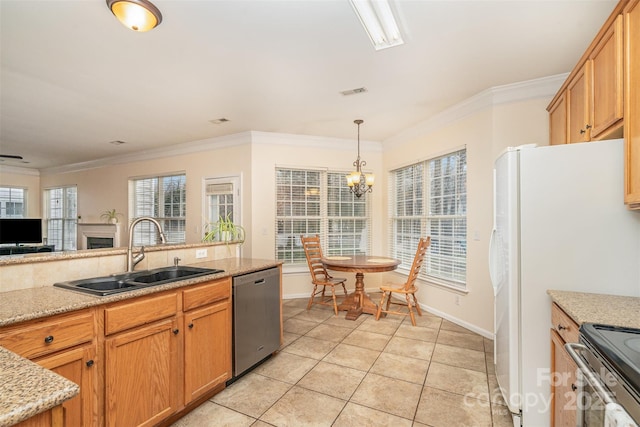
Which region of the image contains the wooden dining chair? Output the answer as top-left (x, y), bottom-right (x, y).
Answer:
top-left (300, 234), bottom-right (348, 315)
top-left (375, 237), bottom-right (431, 326)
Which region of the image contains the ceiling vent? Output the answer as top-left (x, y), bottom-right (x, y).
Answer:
top-left (209, 118), bottom-right (230, 125)
top-left (340, 87), bottom-right (368, 96)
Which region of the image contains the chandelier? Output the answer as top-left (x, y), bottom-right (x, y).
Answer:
top-left (346, 119), bottom-right (374, 197)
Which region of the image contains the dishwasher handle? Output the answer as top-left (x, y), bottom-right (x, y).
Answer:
top-left (254, 278), bottom-right (265, 285)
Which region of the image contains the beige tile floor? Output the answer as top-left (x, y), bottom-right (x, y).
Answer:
top-left (171, 294), bottom-right (515, 427)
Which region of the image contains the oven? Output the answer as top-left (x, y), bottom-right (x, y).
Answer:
top-left (565, 324), bottom-right (640, 427)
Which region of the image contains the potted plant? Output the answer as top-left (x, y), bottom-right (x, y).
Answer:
top-left (100, 209), bottom-right (122, 224)
top-left (203, 213), bottom-right (245, 243)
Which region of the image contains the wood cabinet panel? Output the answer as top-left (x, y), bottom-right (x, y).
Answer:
top-left (183, 300), bottom-right (231, 403)
top-left (590, 15), bottom-right (624, 139)
top-left (0, 311), bottom-right (94, 360)
top-left (551, 303), bottom-right (580, 344)
top-left (567, 64), bottom-right (590, 143)
top-left (549, 93), bottom-right (568, 145)
top-left (625, 0), bottom-right (640, 208)
top-left (550, 329), bottom-right (578, 427)
top-left (182, 278), bottom-right (231, 311)
top-left (104, 292), bottom-right (178, 335)
top-left (35, 345), bottom-right (97, 427)
top-left (105, 317), bottom-right (180, 427)
top-left (13, 406), bottom-right (64, 427)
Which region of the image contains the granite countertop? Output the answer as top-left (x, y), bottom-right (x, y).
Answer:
top-left (0, 347), bottom-right (79, 427)
top-left (547, 290), bottom-right (640, 329)
top-left (0, 257), bottom-right (281, 426)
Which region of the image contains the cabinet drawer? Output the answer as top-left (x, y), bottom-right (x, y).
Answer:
top-left (105, 292), bottom-right (178, 335)
top-left (183, 278), bottom-right (231, 311)
top-left (551, 303), bottom-right (580, 343)
top-left (0, 311), bottom-right (94, 359)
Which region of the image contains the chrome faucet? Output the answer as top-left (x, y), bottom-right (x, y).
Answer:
top-left (127, 217), bottom-right (167, 272)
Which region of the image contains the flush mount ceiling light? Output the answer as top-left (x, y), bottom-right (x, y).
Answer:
top-left (346, 119), bottom-right (374, 198)
top-left (106, 0), bottom-right (162, 32)
top-left (349, 0), bottom-right (403, 50)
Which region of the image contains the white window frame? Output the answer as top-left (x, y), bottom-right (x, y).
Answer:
top-left (0, 186), bottom-right (27, 218)
top-left (128, 173), bottom-right (186, 245)
top-left (43, 185), bottom-right (77, 251)
top-left (389, 148), bottom-right (467, 290)
top-left (275, 167), bottom-right (371, 272)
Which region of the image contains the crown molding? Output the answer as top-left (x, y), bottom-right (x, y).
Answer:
top-left (250, 130), bottom-right (382, 152)
top-left (40, 132), bottom-right (252, 176)
top-left (383, 73), bottom-right (569, 149)
top-left (0, 165), bottom-right (40, 176)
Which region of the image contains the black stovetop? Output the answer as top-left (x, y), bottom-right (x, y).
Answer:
top-left (581, 323), bottom-right (640, 391)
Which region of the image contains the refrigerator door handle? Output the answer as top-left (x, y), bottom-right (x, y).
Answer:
top-left (489, 227), bottom-right (498, 294)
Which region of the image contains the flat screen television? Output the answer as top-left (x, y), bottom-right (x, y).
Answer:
top-left (0, 218), bottom-right (43, 245)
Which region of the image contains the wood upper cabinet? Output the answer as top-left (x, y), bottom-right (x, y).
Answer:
top-left (590, 15), bottom-right (624, 139)
top-left (104, 292), bottom-right (180, 427)
top-left (183, 279), bottom-right (232, 404)
top-left (550, 304), bottom-right (579, 427)
top-left (625, 0), bottom-right (640, 208)
top-left (548, 6), bottom-right (625, 145)
top-left (549, 93), bottom-right (567, 145)
top-left (567, 64), bottom-right (591, 143)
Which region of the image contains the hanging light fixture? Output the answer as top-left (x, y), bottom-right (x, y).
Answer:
top-left (106, 0), bottom-right (162, 32)
top-left (346, 119), bottom-right (375, 197)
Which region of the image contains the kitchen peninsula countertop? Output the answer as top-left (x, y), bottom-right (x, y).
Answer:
top-left (547, 290), bottom-right (640, 329)
top-left (0, 257), bottom-right (281, 426)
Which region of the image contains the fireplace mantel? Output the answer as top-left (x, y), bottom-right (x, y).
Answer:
top-left (77, 223), bottom-right (120, 250)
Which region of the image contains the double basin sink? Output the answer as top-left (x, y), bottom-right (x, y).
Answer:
top-left (54, 266), bottom-right (224, 296)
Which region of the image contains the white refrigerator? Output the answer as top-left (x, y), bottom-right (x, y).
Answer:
top-left (489, 139), bottom-right (640, 427)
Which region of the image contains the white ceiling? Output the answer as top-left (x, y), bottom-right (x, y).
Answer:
top-left (0, 0), bottom-right (617, 170)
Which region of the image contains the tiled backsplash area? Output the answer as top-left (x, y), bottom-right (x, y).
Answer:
top-left (0, 243), bottom-right (241, 292)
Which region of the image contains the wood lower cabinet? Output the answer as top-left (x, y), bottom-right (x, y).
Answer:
top-left (35, 345), bottom-right (97, 427)
top-left (550, 304), bottom-right (579, 427)
top-left (13, 406), bottom-right (64, 427)
top-left (0, 310), bottom-right (97, 427)
top-left (104, 292), bottom-right (181, 427)
top-left (105, 317), bottom-right (181, 427)
top-left (184, 301), bottom-right (231, 403)
top-left (183, 278), bottom-right (232, 404)
top-left (625, 0), bottom-right (640, 208)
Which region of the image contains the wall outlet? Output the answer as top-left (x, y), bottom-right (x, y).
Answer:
top-left (195, 248), bottom-right (208, 259)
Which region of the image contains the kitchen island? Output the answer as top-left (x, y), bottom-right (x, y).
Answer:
top-left (0, 257), bottom-right (281, 426)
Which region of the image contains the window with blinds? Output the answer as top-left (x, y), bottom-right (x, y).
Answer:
top-left (0, 187), bottom-right (26, 218)
top-left (44, 186), bottom-right (77, 251)
top-left (389, 149), bottom-right (467, 288)
top-left (129, 174), bottom-right (186, 245)
top-left (275, 168), bottom-right (370, 264)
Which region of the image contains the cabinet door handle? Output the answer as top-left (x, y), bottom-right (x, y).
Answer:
top-left (579, 129), bottom-right (586, 134)
top-left (188, 323), bottom-right (194, 329)
top-left (557, 324), bottom-right (567, 331)
top-left (585, 124), bottom-right (592, 129)
top-left (44, 335), bottom-right (54, 344)
top-left (571, 383), bottom-right (577, 391)
top-left (86, 360), bottom-right (94, 368)
top-left (173, 329), bottom-right (180, 335)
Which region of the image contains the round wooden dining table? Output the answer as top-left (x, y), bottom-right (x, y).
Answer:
top-left (321, 255), bottom-right (400, 320)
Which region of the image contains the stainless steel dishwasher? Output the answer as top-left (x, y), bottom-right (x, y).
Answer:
top-left (232, 267), bottom-right (281, 378)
